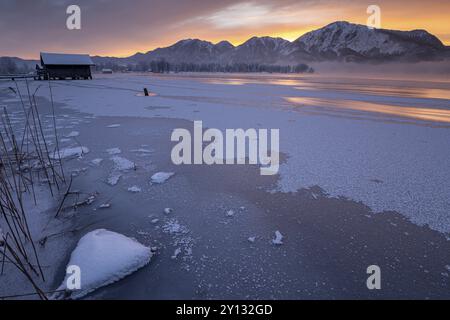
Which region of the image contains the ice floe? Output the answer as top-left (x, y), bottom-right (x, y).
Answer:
top-left (111, 156), bottom-right (136, 171)
top-left (66, 131), bottom-right (80, 138)
top-left (107, 173), bottom-right (122, 186)
top-left (106, 147), bottom-right (122, 155)
top-left (226, 210), bottom-right (235, 217)
top-left (53, 229), bottom-right (152, 300)
top-left (164, 208), bottom-right (174, 215)
top-left (50, 146), bottom-right (89, 160)
top-left (150, 172), bottom-right (174, 184)
top-left (128, 186), bottom-right (142, 193)
top-left (272, 231), bottom-right (284, 245)
top-left (171, 248), bottom-right (182, 260)
top-left (131, 148), bottom-right (153, 154)
top-left (91, 158), bottom-right (104, 166)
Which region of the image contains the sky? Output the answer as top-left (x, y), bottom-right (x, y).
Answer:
top-left (1, 0), bottom-right (449, 59)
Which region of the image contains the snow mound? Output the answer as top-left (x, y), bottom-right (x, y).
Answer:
top-left (150, 172), bottom-right (175, 184)
top-left (50, 146), bottom-right (89, 160)
top-left (54, 229), bottom-right (152, 300)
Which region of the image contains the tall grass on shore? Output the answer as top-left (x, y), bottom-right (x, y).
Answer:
top-left (0, 79), bottom-right (66, 299)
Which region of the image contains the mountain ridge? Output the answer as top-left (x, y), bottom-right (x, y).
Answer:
top-left (91, 21), bottom-right (448, 66)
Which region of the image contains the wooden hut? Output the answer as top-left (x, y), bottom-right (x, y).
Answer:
top-left (37, 53), bottom-right (94, 80)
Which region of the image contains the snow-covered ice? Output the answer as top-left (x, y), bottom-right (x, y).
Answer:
top-left (226, 210), bottom-right (235, 217)
top-left (50, 146), bottom-right (89, 160)
top-left (150, 172), bottom-right (175, 184)
top-left (164, 208), bottom-right (174, 215)
top-left (171, 248), bottom-right (182, 259)
top-left (106, 147), bottom-right (122, 155)
top-left (111, 156), bottom-right (136, 171)
top-left (107, 173), bottom-right (122, 186)
top-left (128, 186), bottom-right (142, 193)
top-left (107, 124), bottom-right (121, 128)
top-left (66, 131), bottom-right (80, 137)
top-left (272, 231), bottom-right (284, 245)
top-left (91, 158), bottom-right (104, 165)
top-left (131, 148), bottom-right (153, 154)
top-left (162, 219), bottom-right (188, 235)
top-left (54, 229), bottom-right (152, 299)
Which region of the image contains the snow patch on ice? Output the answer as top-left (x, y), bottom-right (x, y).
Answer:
top-left (91, 158), bottom-right (103, 166)
top-left (54, 229), bottom-right (152, 300)
top-left (226, 210), bottom-right (235, 217)
top-left (106, 147), bottom-right (122, 155)
top-left (107, 173), bottom-right (121, 186)
top-left (272, 231), bottom-right (284, 245)
top-left (107, 124), bottom-right (121, 128)
top-left (111, 156), bottom-right (136, 171)
top-left (171, 248), bottom-right (182, 259)
top-left (164, 208), bottom-right (174, 215)
top-left (128, 186), bottom-right (142, 193)
top-left (50, 146), bottom-right (89, 160)
top-left (131, 148), bottom-right (153, 154)
top-left (66, 131), bottom-right (79, 138)
top-left (150, 172), bottom-right (174, 184)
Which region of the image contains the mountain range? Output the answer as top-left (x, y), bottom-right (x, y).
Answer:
top-left (4, 21), bottom-right (450, 69)
top-left (92, 21), bottom-right (449, 66)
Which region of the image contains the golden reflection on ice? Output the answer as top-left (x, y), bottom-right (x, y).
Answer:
top-left (286, 97), bottom-right (450, 123)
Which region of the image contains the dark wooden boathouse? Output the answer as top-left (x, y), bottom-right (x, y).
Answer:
top-left (36, 52), bottom-right (94, 80)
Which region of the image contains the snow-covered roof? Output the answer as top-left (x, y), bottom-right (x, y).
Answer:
top-left (40, 52), bottom-right (94, 66)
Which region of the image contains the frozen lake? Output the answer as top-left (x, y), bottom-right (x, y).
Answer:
top-left (1, 72), bottom-right (450, 299)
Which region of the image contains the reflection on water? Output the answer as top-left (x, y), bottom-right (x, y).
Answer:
top-left (294, 83), bottom-right (450, 100)
top-left (205, 79), bottom-right (248, 85)
top-left (197, 73), bottom-right (450, 100)
top-left (286, 97), bottom-right (450, 124)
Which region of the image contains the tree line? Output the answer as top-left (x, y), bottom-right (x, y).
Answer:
top-left (0, 57), bottom-right (32, 75)
top-left (96, 59), bottom-right (314, 74)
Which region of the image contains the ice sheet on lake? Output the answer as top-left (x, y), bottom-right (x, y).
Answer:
top-left (28, 75), bottom-right (450, 233)
top-left (53, 229), bottom-right (152, 300)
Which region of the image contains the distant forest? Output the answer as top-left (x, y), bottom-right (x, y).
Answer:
top-left (0, 57), bottom-right (32, 74)
top-left (95, 59), bottom-right (315, 74)
top-left (0, 56), bottom-right (314, 75)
